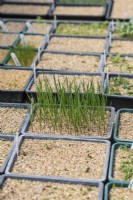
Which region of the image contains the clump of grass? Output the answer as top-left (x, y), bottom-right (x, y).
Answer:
top-left (119, 145), bottom-right (133, 180)
top-left (107, 75), bottom-right (133, 96)
top-left (56, 22), bottom-right (107, 35)
top-left (9, 42), bottom-right (36, 66)
top-left (106, 53), bottom-right (133, 73)
top-left (29, 74), bottom-right (107, 136)
top-left (115, 18), bottom-right (133, 38)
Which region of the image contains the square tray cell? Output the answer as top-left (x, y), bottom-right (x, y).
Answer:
top-left (46, 36), bottom-right (106, 53)
top-left (37, 52), bottom-right (101, 72)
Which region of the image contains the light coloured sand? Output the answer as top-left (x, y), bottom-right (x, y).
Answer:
top-left (0, 33), bottom-right (17, 46)
top-left (0, 139), bottom-right (12, 167)
top-left (0, 5), bottom-right (50, 15)
top-left (109, 187), bottom-right (133, 200)
top-left (0, 49), bottom-right (8, 62)
top-left (110, 40), bottom-right (133, 54)
top-left (12, 139), bottom-right (106, 179)
top-left (117, 112), bottom-right (133, 140)
top-left (0, 178), bottom-right (98, 200)
top-left (111, 0), bottom-right (133, 19)
top-left (4, 22), bottom-right (25, 33)
top-left (47, 37), bottom-right (105, 53)
top-left (37, 53), bottom-right (100, 71)
top-left (26, 22), bottom-right (51, 34)
top-left (0, 107), bottom-right (26, 134)
top-left (54, 6), bottom-right (104, 16)
top-left (0, 69), bottom-right (31, 90)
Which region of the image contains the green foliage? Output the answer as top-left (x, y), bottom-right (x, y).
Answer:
top-left (119, 146), bottom-right (133, 180)
top-left (106, 53), bottom-right (133, 73)
top-left (115, 18), bottom-right (133, 38)
top-left (107, 76), bottom-right (133, 96)
top-left (30, 75), bottom-right (107, 135)
top-left (56, 22), bottom-right (107, 35)
top-left (9, 43), bottom-right (36, 66)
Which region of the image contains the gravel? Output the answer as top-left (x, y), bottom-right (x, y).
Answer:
top-left (0, 178), bottom-right (98, 200)
top-left (37, 53), bottom-right (100, 72)
top-left (0, 139), bottom-right (12, 167)
top-left (0, 107), bottom-right (27, 134)
top-left (12, 139), bottom-right (106, 180)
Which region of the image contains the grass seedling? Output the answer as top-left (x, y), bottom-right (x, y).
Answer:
top-left (107, 75), bottom-right (133, 96)
top-left (115, 18), bottom-right (133, 38)
top-left (119, 146), bottom-right (133, 180)
top-left (56, 21), bottom-right (107, 35)
top-left (29, 74), bottom-right (107, 136)
top-left (9, 42), bottom-right (36, 66)
top-left (106, 53), bottom-right (133, 73)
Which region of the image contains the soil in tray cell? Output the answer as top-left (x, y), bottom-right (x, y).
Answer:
top-left (0, 178), bottom-right (98, 200)
top-left (0, 139), bottom-right (12, 168)
top-left (0, 49), bottom-right (8, 63)
top-left (110, 40), bottom-right (133, 54)
top-left (17, 35), bottom-right (45, 49)
top-left (0, 69), bottom-right (31, 90)
top-left (37, 53), bottom-right (100, 72)
top-left (0, 4), bottom-right (50, 15)
top-left (26, 22), bottom-right (51, 34)
top-left (113, 145), bottom-right (133, 181)
top-left (0, 107), bottom-right (27, 134)
top-left (105, 54), bottom-right (133, 74)
top-left (53, 6), bottom-right (104, 16)
top-left (117, 112), bottom-right (133, 141)
top-left (111, 0), bottom-right (133, 19)
top-left (12, 139), bottom-right (106, 180)
top-left (56, 22), bottom-right (108, 36)
top-left (31, 74), bottom-right (102, 92)
top-left (47, 37), bottom-right (105, 53)
top-left (109, 186), bottom-right (133, 200)
top-left (0, 33), bottom-right (17, 46)
top-left (0, 21), bottom-right (25, 33)
top-left (107, 76), bottom-right (133, 96)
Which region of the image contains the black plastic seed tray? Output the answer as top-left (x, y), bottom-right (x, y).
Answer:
top-left (0, 102), bottom-right (30, 136)
top-left (49, 3), bottom-right (109, 21)
top-left (5, 135), bottom-right (111, 183)
top-left (34, 50), bottom-right (103, 73)
top-left (44, 34), bottom-right (109, 55)
top-left (0, 68), bottom-right (33, 103)
top-left (106, 0), bottom-right (131, 21)
top-left (0, 174), bottom-right (104, 200)
top-left (0, 2), bottom-right (52, 19)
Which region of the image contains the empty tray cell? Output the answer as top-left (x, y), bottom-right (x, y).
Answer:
top-left (0, 4), bottom-right (50, 15)
top-left (0, 107), bottom-right (27, 134)
top-left (0, 33), bottom-right (17, 46)
top-left (0, 69), bottom-right (31, 90)
top-left (37, 53), bottom-right (100, 72)
top-left (47, 37), bottom-right (105, 53)
top-left (53, 6), bottom-right (104, 16)
top-left (0, 21), bottom-right (25, 33)
top-left (111, 0), bottom-right (133, 19)
top-left (110, 40), bottom-right (133, 54)
top-left (26, 22), bottom-right (52, 34)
